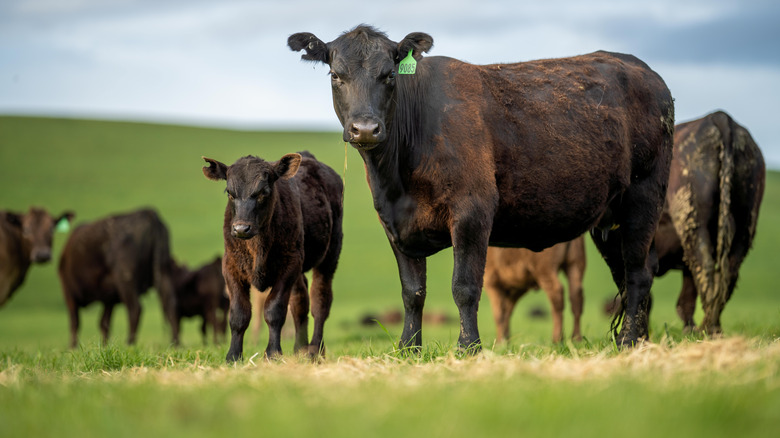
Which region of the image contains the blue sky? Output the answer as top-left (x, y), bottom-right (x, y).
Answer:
top-left (2, 0), bottom-right (779, 166)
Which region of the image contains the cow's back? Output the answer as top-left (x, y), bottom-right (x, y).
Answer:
top-left (0, 214), bottom-right (27, 305)
top-left (291, 154), bottom-right (344, 272)
top-left (421, 51), bottom-right (673, 250)
top-left (59, 209), bottom-right (169, 304)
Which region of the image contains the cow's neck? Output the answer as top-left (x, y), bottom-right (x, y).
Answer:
top-left (358, 76), bottom-right (432, 239)
top-left (359, 71), bottom-right (428, 204)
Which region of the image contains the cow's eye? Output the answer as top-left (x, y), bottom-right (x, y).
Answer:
top-left (258, 186), bottom-right (271, 198)
top-left (226, 191), bottom-right (235, 200)
top-left (384, 71), bottom-right (396, 85)
top-left (329, 71), bottom-right (340, 82)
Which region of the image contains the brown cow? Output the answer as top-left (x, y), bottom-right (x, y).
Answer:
top-left (654, 110), bottom-right (765, 334)
top-left (58, 209), bottom-right (178, 348)
top-left (289, 25), bottom-right (674, 349)
top-left (203, 151), bottom-right (343, 362)
top-left (0, 207), bottom-right (74, 307)
top-left (484, 236), bottom-right (586, 343)
top-left (171, 256), bottom-right (229, 345)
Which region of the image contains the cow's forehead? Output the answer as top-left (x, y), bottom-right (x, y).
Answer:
top-left (25, 208), bottom-right (51, 226)
top-left (227, 157), bottom-right (272, 190)
top-left (329, 31), bottom-right (396, 72)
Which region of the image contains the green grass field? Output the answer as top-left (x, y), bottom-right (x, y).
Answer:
top-left (1, 116), bottom-right (778, 437)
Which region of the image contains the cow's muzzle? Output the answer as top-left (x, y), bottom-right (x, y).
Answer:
top-left (345, 119), bottom-right (385, 148)
top-left (231, 222), bottom-right (256, 239)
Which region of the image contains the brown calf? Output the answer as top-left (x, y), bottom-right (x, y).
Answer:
top-left (484, 236), bottom-right (586, 343)
top-left (0, 207), bottom-right (73, 307)
top-left (203, 151), bottom-right (343, 362)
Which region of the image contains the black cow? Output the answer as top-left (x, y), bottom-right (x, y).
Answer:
top-left (289, 25), bottom-right (674, 349)
top-left (202, 151), bottom-right (343, 362)
top-left (171, 257), bottom-right (229, 344)
top-left (0, 207), bottom-right (74, 307)
top-left (58, 209), bottom-right (178, 348)
top-left (654, 110), bottom-right (765, 334)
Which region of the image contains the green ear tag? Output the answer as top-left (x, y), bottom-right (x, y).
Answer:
top-left (55, 217), bottom-right (70, 233)
top-left (398, 50), bottom-right (417, 75)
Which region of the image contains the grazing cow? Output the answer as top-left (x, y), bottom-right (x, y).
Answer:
top-left (288, 25), bottom-right (674, 349)
top-left (0, 207), bottom-right (74, 307)
top-left (171, 256), bottom-right (229, 344)
top-left (202, 151), bottom-right (343, 362)
top-left (484, 236), bottom-right (586, 343)
top-left (58, 209), bottom-right (178, 348)
top-left (654, 111), bottom-right (765, 334)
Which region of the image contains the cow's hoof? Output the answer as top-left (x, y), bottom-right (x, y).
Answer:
top-left (225, 351), bottom-right (242, 363)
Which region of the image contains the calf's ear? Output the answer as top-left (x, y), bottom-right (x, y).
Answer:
top-left (288, 32), bottom-right (329, 64)
top-left (202, 157), bottom-right (228, 181)
top-left (3, 212), bottom-right (22, 228)
top-left (275, 153), bottom-right (302, 180)
top-left (397, 32), bottom-right (433, 62)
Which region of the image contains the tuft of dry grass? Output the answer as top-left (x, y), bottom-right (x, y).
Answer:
top-left (5, 336), bottom-right (772, 390)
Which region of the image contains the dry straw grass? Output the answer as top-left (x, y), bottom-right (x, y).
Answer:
top-left (21, 336), bottom-right (768, 390)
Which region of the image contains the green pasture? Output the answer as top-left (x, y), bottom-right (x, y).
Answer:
top-left (1, 116), bottom-right (778, 437)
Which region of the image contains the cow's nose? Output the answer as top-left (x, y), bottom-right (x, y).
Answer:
top-left (32, 249), bottom-right (51, 263)
top-left (232, 223), bottom-right (252, 237)
top-left (348, 121), bottom-right (382, 144)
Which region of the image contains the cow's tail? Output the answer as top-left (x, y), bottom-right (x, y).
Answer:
top-left (702, 112), bottom-right (736, 329)
top-left (150, 212), bottom-right (178, 336)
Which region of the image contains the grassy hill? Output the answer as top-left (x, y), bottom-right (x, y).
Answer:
top-left (1, 115), bottom-right (778, 351)
top-left (1, 116), bottom-right (779, 438)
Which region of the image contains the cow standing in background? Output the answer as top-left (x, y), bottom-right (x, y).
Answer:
top-left (171, 256), bottom-right (229, 344)
top-left (203, 151), bottom-right (343, 362)
top-left (484, 236), bottom-right (586, 343)
top-left (654, 111), bottom-right (765, 334)
top-left (0, 207), bottom-right (74, 308)
top-left (58, 209), bottom-right (178, 348)
top-left (289, 25), bottom-right (674, 349)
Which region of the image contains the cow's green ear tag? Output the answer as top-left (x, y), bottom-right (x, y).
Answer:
top-left (55, 217), bottom-right (70, 233)
top-left (398, 50), bottom-right (416, 75)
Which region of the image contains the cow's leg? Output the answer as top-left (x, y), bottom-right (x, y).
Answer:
top-left (264, 274), bottom-right (297, 358)
top-left (225, 276), bottom-right (251, 363)
top-left (288, 274), bottom-right (310, 354)
top-left (565, 262), bottom-right (585, 342)
top-left (205, 306), bottom-right (218, 345)
top-left (100, 302), bottom-right (115, 345)
top-left (615, 183), bottom-right (666, 347)
top-left (250, 287), bottom-right (266, 344)
top-left (64, 294), bottom-right (80, 349)
top-left (591, 228), bottom-right (636, 343)
top-left (451, 218), bottom-right (491, 352)
top-left (677, 268), bottom-right (698, 332)
top-left (309, 269), bottom-right (335, 357)
top-left (386, 237), bottom-right (427, 351)
top-left (485, 285), bottom-right (515, 343)
top-left (116, 282), bottom-right (142, 346)
top-left (538, 273), bottom-right (565, 343)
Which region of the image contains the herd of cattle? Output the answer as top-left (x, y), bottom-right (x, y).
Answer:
top-left (0, 26), bottom-right (766, 361)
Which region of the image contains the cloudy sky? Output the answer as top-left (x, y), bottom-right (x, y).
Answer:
top-left (2, 0), bottom-right (779, 166)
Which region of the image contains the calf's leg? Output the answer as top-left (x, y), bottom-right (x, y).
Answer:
top-left (226, 277), bottom-right (251, 362)
top-left (288, 274), bottom-right (310, 353)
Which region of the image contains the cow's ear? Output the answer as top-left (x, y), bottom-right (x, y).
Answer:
top-left (202, 157), bottom-right (228, 181)
top-left (3, 212), bottom-right (22, 228)
top-left (397, 32), bottom-right (433, 62)
top-left (288, 32), bottom-right (329, 64)
top-left (56, 211), bottom-right (75, 225)
top-left (275, 153), bottom-right (302, 180)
